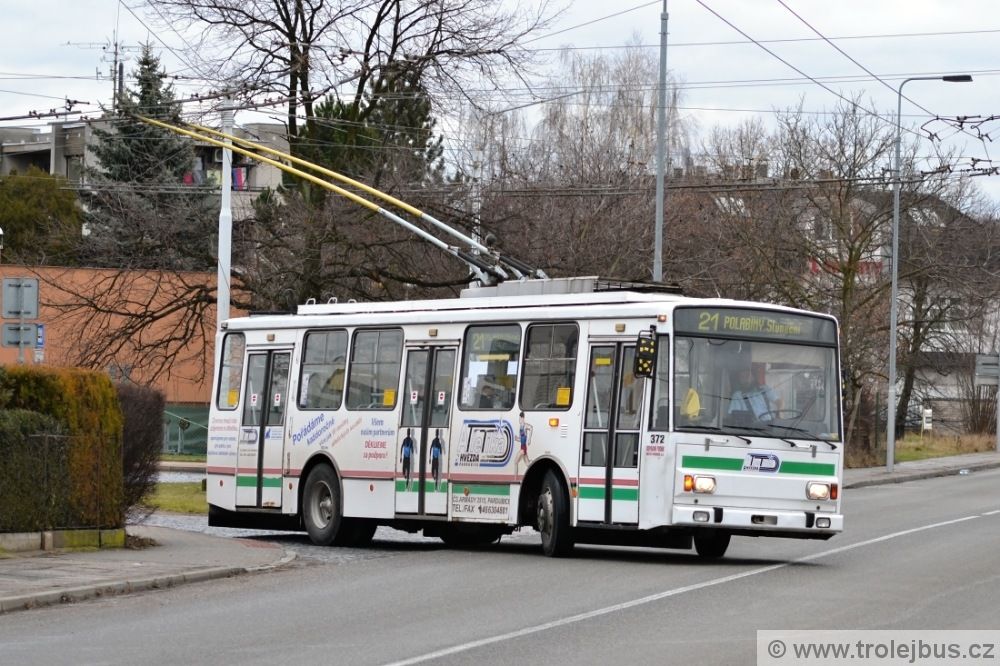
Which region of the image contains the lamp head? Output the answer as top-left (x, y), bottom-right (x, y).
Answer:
top-left (943, 75), bottom-right (973, 83)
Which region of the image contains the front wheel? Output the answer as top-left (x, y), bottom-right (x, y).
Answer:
top-left (302, 465), bottom-right (342, 546)
top-left (537, 470), bottom-right (574, 557)
top-left (693, 531), bottom-right (731, 559)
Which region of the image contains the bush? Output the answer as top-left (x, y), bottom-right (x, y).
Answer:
top-left (0, 410), bottom-right (65, 532)
top-left (118, 382), bottom-right (166, 520)
top-left (0, 366), bottom-right (124, 529)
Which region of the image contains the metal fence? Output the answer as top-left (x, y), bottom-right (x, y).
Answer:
top-left (0, 434), bottom-right (119, 533)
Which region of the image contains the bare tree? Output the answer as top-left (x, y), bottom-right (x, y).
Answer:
top-left (146, 0), bottom-right (558, 142)
top-left (473, 46), bottom-right (694, 280)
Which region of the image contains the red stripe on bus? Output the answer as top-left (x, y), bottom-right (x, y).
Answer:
top-left (449, 473), bottom-right (518, 483)
top-left (578, 477), bottom-right (639, 487)
top-left (341, 470), bottom-right (397, 479)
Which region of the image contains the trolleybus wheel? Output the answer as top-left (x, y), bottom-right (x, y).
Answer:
top-left (302, 465), bottom-right (342, 546)
top-left (693, 531), bottom-right (731, 559)
top-left (537, 470), bottom-right (574, 557)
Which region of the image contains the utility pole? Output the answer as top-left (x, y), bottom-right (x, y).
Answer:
top-left (653, 0), bottom-right (669, 283)
top-left (217, 102), bottom-right (233, 329)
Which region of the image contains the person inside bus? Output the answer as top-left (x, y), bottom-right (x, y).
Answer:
top-left (479, 383), bottom-right (497, 409)
top-left (728, 367), bottom-right (782, 422)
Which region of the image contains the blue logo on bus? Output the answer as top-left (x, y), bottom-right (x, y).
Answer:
top-left (743, 452), bottom-right (780, 473)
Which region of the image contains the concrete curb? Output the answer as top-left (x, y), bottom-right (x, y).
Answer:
top-left (844, 460), bottom-right (1000, 489)
top-left (0, 549), bottom-right (297, 615)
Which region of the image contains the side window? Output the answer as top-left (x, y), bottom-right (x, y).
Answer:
top-left (216, 333), bottom-right (245, 410)
top-left (459, 324), bottom-right (521, 410)
top-left (298, 330), bottom-right (348, 410)
top-left (651, 335), bottom-right (670, 430)
top-left (347, 329), bottom-right (403, 410)
top-left (520, 323), bottom-right (578, 411)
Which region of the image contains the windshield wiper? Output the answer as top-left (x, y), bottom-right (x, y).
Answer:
top-left (769, 424), bottom-right (839, 450)
top-left (681, 425), bottom-right (752, 445)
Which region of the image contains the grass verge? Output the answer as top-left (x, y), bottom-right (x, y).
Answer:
top-left (144, 482), bottom-right (207, 514)
top-left (846, 433), bottom-right (994, 468)
top-left (894, 433), bottom-right (994, 463)
top-left (161, 452), bottom-right (207, 463)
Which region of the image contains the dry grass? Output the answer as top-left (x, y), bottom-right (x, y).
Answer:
top-left (142, 482), bottom-right (207, 514)
top-left (846, 433), bottom-right (995, 468)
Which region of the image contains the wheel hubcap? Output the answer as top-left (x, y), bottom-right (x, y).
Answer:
top-left (538, 488), bottom-right (553, 538)
top-left (312, 481), bottom-right (333, 527)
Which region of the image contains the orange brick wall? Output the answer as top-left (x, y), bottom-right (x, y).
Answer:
top-left (0, 265), bottom-right (224, 404)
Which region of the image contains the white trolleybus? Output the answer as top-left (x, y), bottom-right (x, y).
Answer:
top-left (207, 277), bottom-right (843, 558)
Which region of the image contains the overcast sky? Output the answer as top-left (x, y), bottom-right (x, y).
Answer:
top-left (2, 0), bottom-right (998, 199)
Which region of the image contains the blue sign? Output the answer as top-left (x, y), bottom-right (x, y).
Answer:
top-left (35, 324), bottom-right (45, 349)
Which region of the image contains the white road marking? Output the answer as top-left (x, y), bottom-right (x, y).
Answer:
top-left (383, 514), bottom-right (982, 666)
top-left (982, 509), bottom-right (1000, 516)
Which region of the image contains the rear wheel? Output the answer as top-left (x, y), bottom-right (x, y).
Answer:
top-left (693, 531), bottom-right (731, 559)
top-left (302, 465), bottom-right (342, 546)
top-left (537, 470), bottom-right (574, 557)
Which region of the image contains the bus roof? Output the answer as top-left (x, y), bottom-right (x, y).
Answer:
top-left (223, 278), bottom-right (835, 331)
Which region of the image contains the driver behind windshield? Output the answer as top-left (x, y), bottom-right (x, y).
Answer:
top-left (728, 366), bottom-right (782, 422)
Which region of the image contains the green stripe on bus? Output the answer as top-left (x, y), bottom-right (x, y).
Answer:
top-left (682, 455), bottom-right (743, 471)
top-left (778, 461), bottom-right (836, 476)
top-left (578, 486), bottom-right (639, 501)
top-left (682, 455), bottom-right (836, 477)
top-left (236, 476), bottom-right (282, 488)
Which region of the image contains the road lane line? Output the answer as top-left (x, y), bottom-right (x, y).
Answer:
top-left (983, 510), bottom-right (1000, 516)
top-left (383, 514), bottom-right (982, 666)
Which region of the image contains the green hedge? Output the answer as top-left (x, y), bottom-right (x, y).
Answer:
top-left (0, 366), bottom-right (124, 531)
top-left (0, 410), bottom-right (65, 532)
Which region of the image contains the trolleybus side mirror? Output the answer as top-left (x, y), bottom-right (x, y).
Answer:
top-left (634, 330), bottom-right (656, 378)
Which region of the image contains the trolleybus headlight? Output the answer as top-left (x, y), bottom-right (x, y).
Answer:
top-left (683, 475), bottom-right (716, 493)
top-left (816, 517), bottom-right (832, 529)
top-left (806, 482), bottom-right (831, 500)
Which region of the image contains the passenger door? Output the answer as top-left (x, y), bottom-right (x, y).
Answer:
top-left (236, 350), bottom-right (291, 508)
top-left (578, 344), bottom-right (642, 524)
top-left (395, 346), bottom-right (457, 515)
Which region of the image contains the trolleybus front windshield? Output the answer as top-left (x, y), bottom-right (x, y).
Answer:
top-left (671, 307), bottom-right (841, 441)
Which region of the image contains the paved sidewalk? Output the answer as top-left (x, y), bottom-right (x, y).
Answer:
top-left (0, 525), bottom-right (293, 614)
top-left (2, 451), bottom-right (996, 615)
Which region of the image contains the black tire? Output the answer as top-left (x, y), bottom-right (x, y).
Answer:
top-left (694, 531), bottom-right (731, 559)
top-left (537, 470), bottom-right (574, 557)
top-left (302, 465), bottom-right (343, 546)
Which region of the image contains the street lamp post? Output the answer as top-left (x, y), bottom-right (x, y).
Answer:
top-left (886, 74), bottom-right (972, 472)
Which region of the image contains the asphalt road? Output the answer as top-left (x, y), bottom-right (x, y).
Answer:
top-left (3, 469), bottom-right (999, 665)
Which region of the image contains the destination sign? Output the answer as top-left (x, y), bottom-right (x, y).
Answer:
top-left (674, 307), bottom-right (836, 344)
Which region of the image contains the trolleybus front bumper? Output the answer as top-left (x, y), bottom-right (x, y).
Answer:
top-left (672, 504), bottom-right (843, 539)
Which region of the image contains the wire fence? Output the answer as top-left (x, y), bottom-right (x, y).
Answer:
top-left (0, 434), bottom-right (120, 533)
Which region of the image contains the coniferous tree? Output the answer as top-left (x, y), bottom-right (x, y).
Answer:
top-left (83, 44), bottom-right (215, 270)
